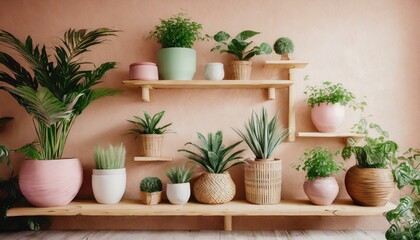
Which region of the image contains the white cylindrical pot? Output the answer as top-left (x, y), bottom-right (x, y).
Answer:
top-left (166, 182), bottom-right (191, 205)
top-left (204, 63), bottom-right (224, 80)
top-left (92, 168), bottom-right (126, 204)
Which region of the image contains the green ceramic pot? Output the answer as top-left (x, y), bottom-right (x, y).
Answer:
top-left (157, 48), bottom-right (196, 80)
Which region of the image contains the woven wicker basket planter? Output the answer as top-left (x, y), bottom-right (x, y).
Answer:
top-left (231, 61), bottom-right (252, 80)
top-left (139, 134), bottom-right (163, 157)
top-left (244, 159), bottom-right (282, 205)
top-left (345, 165), bottom-right (394, 206)
top-left (139, 191), bottom-right (162, 205)
top-left (193, 172), bottom-right (235, 204)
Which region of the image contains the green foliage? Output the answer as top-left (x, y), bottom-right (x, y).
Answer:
top-left (147, 12), bottom-right (205, 48)
top-left (94, 143), bottom-right (126, 169)
top-left (386, 148), bottom-right (420, 240)
top-left (273, 37), bottom-right (294, 55)
top-left (210, 30), bottom-right (272, 61)
top-left (234, 108), bottom-right (289, 160)
top-left (0, 28), bottom-right (120, 160)
top-left (295, 146), bottom-right (345, 181)
top-left (166, 165), bottom-right (194, 184)
top-left (304, 81), bottom-right (366, 110)
top-left (140, 176), bottom-right (162, 192)
top-left (0, 117), bottom-right (13, 131)
top-left (128, 110), bottom-right (172, 136)
top-left (178, 131), bottom-right (246, 174)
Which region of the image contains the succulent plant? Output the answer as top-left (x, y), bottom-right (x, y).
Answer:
top-left (128, 110), bottom-right (172, 136)
top-left (140, 176), bottom-right (162, 192)
top-left (166, 165), bottom-right (194, 184)
top-left (94, 143), bottom-right (126, 169)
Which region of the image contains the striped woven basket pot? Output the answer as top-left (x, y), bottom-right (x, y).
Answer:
top-left (230, 61), bottom-right (252, 80)
top-left (345, 165), bottom-right (394, 206)
top-left (193, 172), bottom-right (235, 204)
top-left (139, 134), bottom-right (163, 157)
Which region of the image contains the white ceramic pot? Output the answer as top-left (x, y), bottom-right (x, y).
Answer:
top-left (310, 103), bottom-right (346, 132)
top-left (166, 182), bottom-right (191, 205)
top-left (204, 63), bottom-right (224, 80)
top-left (92, 168), bottom-right (126, 204)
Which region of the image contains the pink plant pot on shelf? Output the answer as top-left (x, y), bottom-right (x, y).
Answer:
top-left (310, 103), bottom-right (346, 132)
top-left (303, 177), bottom-right (339, 206)
top-left (19, 158), bottom-right (83, 207)
top-left (129, 62), bottom-right (159, 80)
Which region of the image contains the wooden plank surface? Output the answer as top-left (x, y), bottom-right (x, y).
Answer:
top-left (122, 80), bottom-right (293, 89)
top-left (297, 132), bottom-right (365, 138)
top-left (134, 156), bottom-right (172, 162)
top-left (265, 60), bottom-right (308, 68)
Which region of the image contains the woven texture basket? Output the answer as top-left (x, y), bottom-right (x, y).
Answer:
top-left (193, 172), bottom-right (235, 204)
top-left (139, 191), bottom-right (162, 205)
top-left (230, 61), bottom-right (252, 80)
top-left (244, 159), bottom-right (282, 205)
top-left (345, 165), bottom-right (394, 206)
top-left (139, 134), bottom-right (163, 157)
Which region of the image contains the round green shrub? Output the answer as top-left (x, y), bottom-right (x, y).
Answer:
top-left (273, 37), bottom-right (294, 55)
top-left (140, 176), bottom-right (162, 192)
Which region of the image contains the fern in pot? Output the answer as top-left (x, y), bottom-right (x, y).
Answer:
top-left (178, 131), bottom-right (246, 204)
top-left (234, 108), bottom-right (289, 204)
top-left (165, 165), bottom-right (194, 205)
top-left (0, 28), bottom-right (119, 207)
top-left (140, 176), bottom-right (163, 205)
top-left (92, 144), bottom-right (126, 204)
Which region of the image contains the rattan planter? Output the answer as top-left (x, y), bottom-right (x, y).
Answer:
top-left (231, 61), bottom-right (252, 80)
top-left (244, 159), bottom-right (282, 205)
top-left (193, 172), bottom-right (235, 204)
top-left (345, 165), bottom-right (394, 206)
top-left (139, 191), bottom-right (162, 205)
top-left (139, 134), bottom-right (163, 157)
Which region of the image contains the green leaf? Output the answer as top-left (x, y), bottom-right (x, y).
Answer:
top-left (234, 30), bottom-right (260, 41)
top-left (213, 31), bottom-right (230, 42)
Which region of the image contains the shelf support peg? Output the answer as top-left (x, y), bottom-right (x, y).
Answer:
top-left (224, 215), bottom-right (232, 231)
top-left (141, 86), bottom-right (151, 102)
top-left (268, 88), bottom-right (276, 100)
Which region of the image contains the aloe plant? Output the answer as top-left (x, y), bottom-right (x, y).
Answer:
top-left (94, 144), bottom-right (126, 169)
top-left (178, 131), bottom-right (246, 174)
top-left (128, 110), bottom-right (172, 136)
top-left (166, 165), bottom-right (194, 184)
top-left (0, 28), bottom-right (120, 160)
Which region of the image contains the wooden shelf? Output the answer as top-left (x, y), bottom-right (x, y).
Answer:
top-left (298, 132), bottom-right (365, 138)
top-left (265, 60), bottom-right (309, 69)
top-left (122, 80), bottom-right (293, 102)
top-left (134, 156), bottom-right (172, 162)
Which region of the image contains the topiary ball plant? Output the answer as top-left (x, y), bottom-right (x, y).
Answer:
top-left (140, 177), bottom-right (162, 193)
top-left (274, 37), bottom-right (294, 60)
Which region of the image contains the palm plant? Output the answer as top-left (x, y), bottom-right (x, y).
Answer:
top-left (234, 108), bottom-right (289, 160)
top-left (0, 28), bottom-right (120, 160)
top-left (128, 110), bottom-right (172, 136)
top-left (94, 144), bottom-right (126, 170)
top-left (166, 165), bottom-right (194, 184)
top-left (178, 131), bottom-right (246, 173)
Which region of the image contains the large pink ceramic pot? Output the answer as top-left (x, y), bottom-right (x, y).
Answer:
top-left (303, 177), bottom-right (339, 206)
top-left (19, 158), bottom-right (83, 207)
top-left (311, 103), bottom-right (346, 132)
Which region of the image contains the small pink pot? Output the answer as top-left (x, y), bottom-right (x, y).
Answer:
top-left (19, 158), bottom-right (83, 207)
top-left (303, 177), bottom-right (339, 206)
top-left (310, 103), bottom-right (346, 132)
top-left (129, 62), bottom-right (159, 80)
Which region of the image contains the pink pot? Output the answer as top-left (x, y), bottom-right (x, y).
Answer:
top-left (19, 158), bottom-right (83, 207)
top-left (310, 103), bottom-right (346, 132)
top-left (303, 177), bottom-right (339, 206)
top-left (129, 62), bottom-right (158, 80)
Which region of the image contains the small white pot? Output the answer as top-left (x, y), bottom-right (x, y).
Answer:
top-left (204, 63), bottom-right (224, 80)
top-left (92, 168), bottom-right (126, 204)
top-left (166, 182), bottom-right (191, 205)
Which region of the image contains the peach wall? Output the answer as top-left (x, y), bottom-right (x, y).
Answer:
top-left (0, 0), bottom-right (419, 231)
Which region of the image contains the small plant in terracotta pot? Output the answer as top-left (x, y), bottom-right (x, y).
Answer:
top-left (165, 165), bottom-right (194, 205)
top-left (295, 146), bottom-right (345, 206)
top-left (128, 110), bottom-right (172, 157)
top-left (139, 176), bottom-right (162, 205)
top-left (273, 37), bottom-right (294, 60)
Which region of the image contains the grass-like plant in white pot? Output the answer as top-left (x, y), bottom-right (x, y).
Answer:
top-left (139, 176), bottom-right (163, 205)
top-left (128, 110), bottom-right (172, 157)
top-left (148, 12), bottom-right (205, 80)
top-left (210, 30), bottom-right (272, 80)
top-left (178, 131), bottom-right (246, 204)
top-left (234, 108), bottom-right (289, 204)
top-left (0, 28), bottom-right (120, 207)
top-left (165, 165), bottom-right (194, 205)
top-left (92, 144), bottom-right (126, 204)
top-left (273, 37), bottom-right (294, 60)
top-left (304, 81), bottom-right (366, 133)
top-left (295, 146), bottom-right (345, 206)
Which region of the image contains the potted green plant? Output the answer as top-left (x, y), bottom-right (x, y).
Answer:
top-left (165, 165), bottom-right (194, 205)
top-left (342, 122), bottom-right (398, 206)
top-left (234, 108), bottom-right (289, 204)
top-left (210, 30), bottom-right (272, 80)
top-left (273, 37), bottom-right (294, 60)
top-left (139, 176), bottom-right (163, 205)
top-left (178, 131), bottom-right (246, 204)
top-left (0, 28), bottom-right (120, 207)
top-left (295, 146), bottom-right (345, 206)
top-left (386, 148), bottom-right (420, 239)
top-left (92, 144), bottom-right (126, 204)
top-left (304, 81), bottom-right (366, 133)
top-left (148, 12), bottom-right (205, 80)
top-left (128, 110), bottom-right (172, 157)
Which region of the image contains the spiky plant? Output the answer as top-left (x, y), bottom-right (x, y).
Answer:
top-left (128, 110), bottom-right (172, 136)
top-left (178, 131), bottom-right (246, 174)
top-left (0, 28), bottom-right (120, 160)
top-left (234, 108), bottom-right (289, 160)
top-left (94, 144), bottom-right (126, 169)
top-left (140, 177), bottom-right (162, 192)
top-left (166, 165), bottom-right (194, 184)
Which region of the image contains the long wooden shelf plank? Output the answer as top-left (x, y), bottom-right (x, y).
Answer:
top-left (298, 132), bottom-right (365, 138)
top-left (265, 60), bottom-right (308, 69)
top-left (7, 199), bottom-right (394, 217)
top-left (122, 80), bottom-right (293, 89)
top-left (134, 156), bottom-right (172, 162)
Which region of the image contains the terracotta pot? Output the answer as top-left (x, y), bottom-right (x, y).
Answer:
top-left (19, 158), bottom-right (83, 207)
top-left (303, 177), bottom-right (339, 206)
top-left (311, 103), bottom-right (346, 132)
top-left (345, 165), bottom-right (394, 206)
top-left (129, 62), bottom-right (158, 80)
top-left (139, 134), bottom-right (163, 157)
top-left (231, 61), bottom-right (252, 80)
top-left (193, 172), bottom-right (235, 204)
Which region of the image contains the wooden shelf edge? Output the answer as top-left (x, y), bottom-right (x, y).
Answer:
top-left (264, 60), bottom-right (308, 69)
top-left (134, 156), bottom-right (172, 162)
top-left (297, 132), bottom-right (365, 138)
top-left (122, 80), bottom-right (294, 89)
